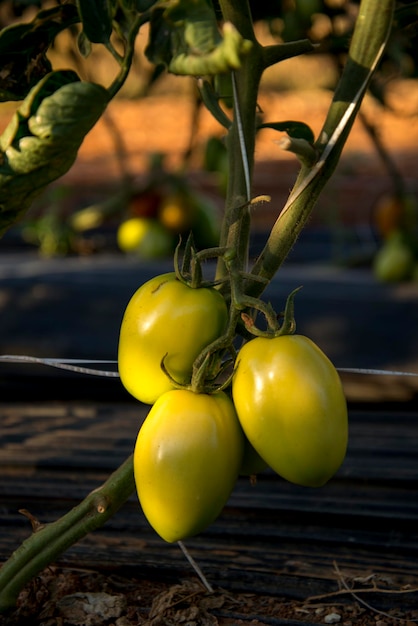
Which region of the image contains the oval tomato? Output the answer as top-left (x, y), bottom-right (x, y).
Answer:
top-left (373, 232), bottom-right (414, 283)
top-left (118, 273), bottom-right (228, 404)
top-left (232, 334), bottom-right (348, 487)
top-left (134, 389), bottom-right (244, 542)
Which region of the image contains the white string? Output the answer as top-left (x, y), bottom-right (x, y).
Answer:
top-left (0, 355), bottom-right (417, 379)
top-left (0, 355), bottom-right (120, 377)
top-left (177, 541), bottom-right (213, 592)
top-left (337, 367), bottom-right (418, 378)
top-left (231, 70), bottom-right (251, 202)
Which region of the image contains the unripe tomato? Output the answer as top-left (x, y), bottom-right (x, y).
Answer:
top-left (118, 273), bottom-right (229, 404)
top-left (373, 194), bottom-right (403, 239)
top-left (158, 192), bottom-right (195, 233)
top-left (134, 389), bottom-right (244, 542)
top-left (373, 232), bottom-right (415, 282)
top-left (232, 334), bottom-right (348, 487)
top-left (117, 217), bottom-right (174, 258)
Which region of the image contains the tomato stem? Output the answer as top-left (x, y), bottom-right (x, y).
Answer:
top-left (244, 0), bottom-right (395, 298)
top-left (0, 456), bottom-right (135, 612)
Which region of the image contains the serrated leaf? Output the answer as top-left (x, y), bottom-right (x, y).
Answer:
top-left (146, 0), bottom-right (252, 75)
top-left (0, 4), bottom-right (80, 102)
top-left (76, 0), bottom-right (113, 44)
top-left (0, 71), bottom-right (109, 236)
top-left (259, 120), bottom-right (315, 143)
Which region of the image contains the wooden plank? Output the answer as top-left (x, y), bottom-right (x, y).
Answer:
top-left (1, 399), bottom-right (418, 612)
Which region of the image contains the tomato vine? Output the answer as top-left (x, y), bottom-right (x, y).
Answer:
top-left (0, 0), bottom-right (399, 612)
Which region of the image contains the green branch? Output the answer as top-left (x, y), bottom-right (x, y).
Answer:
top-left (245, 0), bottom-right (395, 297)
top-left (107, 13), bottom-right (146, 99)
top-left (0, 456), bottom-right (135, 612)
top-left (215, 0), bottom-right (263, 284)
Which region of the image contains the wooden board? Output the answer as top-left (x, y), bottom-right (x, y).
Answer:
top-left (1, 398), bottom-right (418, 614)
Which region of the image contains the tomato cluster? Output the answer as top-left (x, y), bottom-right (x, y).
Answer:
top-left (118, 273), bottom-right (348, 543)
top-left (117, 187), bottom-right (220, 259)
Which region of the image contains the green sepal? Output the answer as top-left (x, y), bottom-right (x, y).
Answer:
top-left (259, 120), bottom-right (315, 144)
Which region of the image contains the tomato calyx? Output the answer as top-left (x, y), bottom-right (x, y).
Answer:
top-left (239, 286), bottom-right (302, 339)
top-left (160, 343), bottom-right (236, 395)
top-left (173, 234), bottom-right (229, 289)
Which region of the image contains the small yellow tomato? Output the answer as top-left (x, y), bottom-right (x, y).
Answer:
top-left (158, 193), bottom-right (195, 233)
top-left (117, 217), bottom-right (174, 258)
top-left (232, 334), bottom-right (348, 487)
top-left (134, 390), bottom-right (244, 542)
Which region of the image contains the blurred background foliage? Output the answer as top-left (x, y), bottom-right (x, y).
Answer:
top-left (0, 0), bottom-right (417, 278)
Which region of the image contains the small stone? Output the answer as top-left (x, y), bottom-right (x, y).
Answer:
top-left (324, 612), bottom-right (342, 624)
top-left (57, 592), bottom-right (127, 626)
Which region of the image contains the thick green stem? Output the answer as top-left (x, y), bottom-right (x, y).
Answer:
top-left (0, 456), bottom-right (135, 612)
top-left (245, 0), bottom-right (395, 297)
top-left (216, 0), bottom-right (264, 283)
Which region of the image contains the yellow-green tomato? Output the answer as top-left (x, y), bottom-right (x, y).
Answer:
top-left (373, 233), bottom-right (415, 282)
top-left (134, 390), bottom-right (244, 542)
top-left (118, 273), bottom-right (228, 404)
top-left (232, 334), bottom-right (348, 487)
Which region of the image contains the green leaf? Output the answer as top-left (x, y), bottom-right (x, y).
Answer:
top-left (0, 4), bottom-right (80, 102)
top-left (146, 0), bottom-right (252, 75)
top-left (0, 71), bottom-right (109, 237)
top-left (258, 120), bottom-right (315, 143)
top-left (76, 0), bottom-right (113, 44)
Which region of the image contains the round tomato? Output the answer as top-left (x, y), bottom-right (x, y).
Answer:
top-left (134, 389), bottom-right (244, 542)
top-left (158, 192), bottom-right (195, 233)
top-left (118, 273), bottom-right (228, 404)
top-left (232, 334), bottom-right (348, 487)
top-left (117, 217), bottom-right (174, 258)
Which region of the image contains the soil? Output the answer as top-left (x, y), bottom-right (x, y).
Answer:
top-left (2, 565), bottom-right (418, 626)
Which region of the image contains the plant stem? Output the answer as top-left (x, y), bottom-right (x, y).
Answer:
top-left (108, 13), bottom-right (146, 99)
top-left (216, 0), bottom-right (264, 283)
top-left (245, 0), bottom-right (395, 298)
top-left (0, 455), bottom-right (135, 613)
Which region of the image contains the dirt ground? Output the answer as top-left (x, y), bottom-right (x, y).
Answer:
top-left (2, 565), bottom-right (418, 626)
